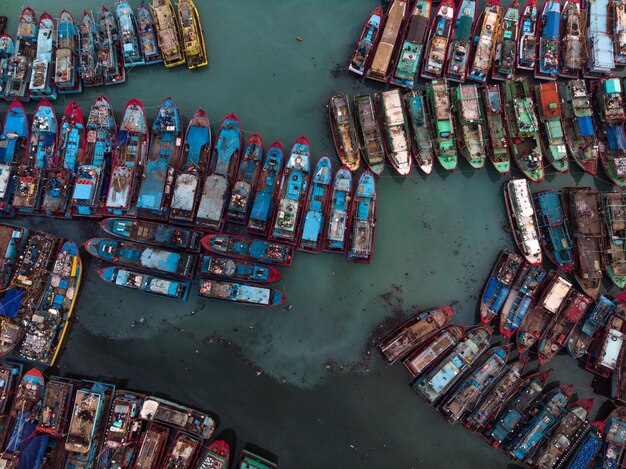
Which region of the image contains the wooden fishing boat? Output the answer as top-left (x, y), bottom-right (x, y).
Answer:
top-left (503, 179), bottom-right (542, 266)
top-left (421, 0), bottom-right (456, 79)
top-left (328, 94), bottom-right (361, 172)
top-left (595, 78), bottom-right (626, 188)
top-left (491, 1), bottom-right (519, 81)
top-left (404, 91), bottom-right (434, 175)
top-left (116, 0), bottom-right (145, 67)
top-left (353, 94), bottom-right (385, 175)
top-left (226, 133), bottom-right (264, 224)
top-left (425, 80), bottom-right (457, 171)
top-left (151, 0), bottom-right (185, 67)
top-left (500, 267), bottom-right (546, 338)
top-left (162, 433), bottom-right (200, 468)
top-left (615, 0), bottom-right (626, 66)
top-left (532, 190), bottom-right (574, 272)
top-left (202, 234), bottom-right (294, 267)
top-left (196, 440), bottom-right (230, 469)
top-left (99, 7), bottom-right (126, 86)
top-left (5, 7), bottom-right (37, 101)
top-left (139, 397), bottom-right (215, 439)
top-left (481, 84), bottom-right (510, 174)
top-left (347, 170), bottom-right (377, 263)
top-left (348, 7), bottom-right (384, 75)
top-left (568, 295), bottom-right (616, 358)
top-left (366, 0), bottom-right (409, 82)
top-left (79, 10), bottom-right (103, 87)
top-left (0, 34), bottom-right (15, 97)
top-left (29, 12), bottom-right (56, 100)
top-left (133, 424), bottom-right (169, 468)
top-left (443, 0), bottom-right (477, 83)
top-left (56, 10), bottom-right (82, 94)
top-left (198, 255), bottom-right (280, 283)
top-left (100, 266), bottom-right (191, 300)
top-left (403, 325), bottom-right (465, 378)
top-left (516, 0), bottom-right (538, 70)
top-left (534, 82), bottom-right (569, 173)
top-left (480, 249), bottom-right (525, 325)
top-left (199, 279), bottom-right (286, 307)
top-left (101, 218), bottom-right (202, 251)
top-left (298, 155), bottom-right (332, 253)
top-left (101, 390), bottom-right (144, 468)
top-left (468, 0), bottom-right (502, 83)
top-left (534, 0), bottom-right (561, 80)
top-left (323, 167), bottom-right (352, 254)
top-left (587, 310), bottom-right (626, 377)
top-left (376, 89), bottom-right (412, 175)
top-left (585, 0), bottom-right (615, 76)
top-left (559, 0), bottom-right (586, 77)
top-left (37, 378), bottom-right (74, 437)
top-left (176, 0), bottom-right (208, 69)
top-left (603, 192), bottom-right (626, 289)
top-left (0, 100), bottom-right (29, 216)
top-left (137, 2), bottom-right (163, 64)
top-left (452, 83), bottom-right (487, 169)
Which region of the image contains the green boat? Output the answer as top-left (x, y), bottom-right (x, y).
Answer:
top-left (602, 192), bottom-right (626, 288)
top-left (503, 77), bottom-right (544, 182)
top-left (595, 78), bottom-right (626, 188)
top-left (404, 91), bottom-right (434, 174)
top-left (453, 84), bottom-right (487, 169)
top-left (425, 80), bottom-right (457, 171)
top-left (482, 84), bottom-right (511, 174)
top-left (535, 82), bottom-right (569, 173)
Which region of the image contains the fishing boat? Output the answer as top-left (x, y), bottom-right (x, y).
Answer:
top-left (65, 384), bottom-right (109, 456)
top-left (499, 263), bottom-right (546, 337)
top-left (99, 266), bottom-right (191, 300)
top-left (199, 279), bottom-right (286, 307)
top-left (452, 84), bottom-right (487, 169)
top-left (0, 362), bottom-right (22, 435)
top-left (99, 7), bottom-right (126, 86)
top-left (587, 310), bottom-right (625, 377)
top-left (85, 237), bottom-right (197, 279)
top-left (13, 98), bottom-right (56, 212)
top-left (116, 0), bottom-right (145, 67)
top-left (198, 255), bottom-right (280, 283)
top-left (0, 34), bottom-right (15, 97)
top-left (298, 155), bottom-right (332, 253)
top-left (269, 137), bottom-right (311, 244)
top-left (586, 0), bottom-right (616, 76)
top-left (328, 94), bottom-right (360, 172)
top-left (170, 108), bottom-right (210, 224)
top-left (0, 100), bottom-right (28, 215)
top-left (101, 218), bottom-right (202, 252)
top-left (532, 190), bottom-right (574, 271)
top-left (348, 7), bottom-right (383, 75)
top-left (421, 0), bottom-right (456, 79)
top-left (481, 84), bottom-right (510, 174)
top-left (404, 91), bottom-right (434, 174)
top-left (563, 187), bottom-right (605, 299)
top-left (140, 396), bottom-right (215, 439)
top-left (101, 391), bottom-right (144, 467)
top-left (354, 95), bottom-right (385, 175)
top-left (568, 295), bottom-right (616, 358)
top-left (105, 98), bottom-right (148, 216)
top-left (604, 193), bottom-right (626, 288)
top-left (596, 78), bottom-right (626, 188)
top-left (79, 10), bottom-right (102, 87)
top-left (196, 114), bottom-right (242, 231)
top-left (491, 1), bottom-right (519, 80)
top-left (377, 306), bottom-right (454, 364)
top-left (162, 433), bottom-right (200, 468)
top-left (36, 378), bottom-right (74, 437)
top-left (425, 80), bottom-right (457, 171)
top-left (247, 142), bottom-right (284, 237)
top-left (323, 167), bottom-right (352, 254)
top-left (133, 424), bottom-right (169, 468)
top-left (202, 234), bottom-right (294, 267)
top-left (480, 249), bottom-right (524, 325)
top-left (347, 170), bottom-right (377, 263)
top-left (502, 77), bottom-right (544, 182)
top-left (197, 440), bottom-right (230, 469)
top-left (534, 82), bottom-right (569, 172)
top-left (559, 0), bottom-right (585, 77)
top-left (538, 291), bottom-right (591, 364)
top-left (597, 407), bottom-right (626, 468)
top-left (517, 0), bottom-right (538, 70)
top-left (226, 133), bottom-right (264, 224)
top-left (70, 95), bottom-right (116, 217)
top-left (503, 179), bottom-right (542, 266)
top-left (442, 0), bottom-right (477, 82)
top-left (616, 0), bottom-right (626, 65)
top-left (29, 12), bottom-right (56, 100)
top-left (151, 0), bottom-right (185, 67)
top-left (558, 79), bottom-right (599, 175)
top-left (4, 7), bottom-right (36, 101)
top-left (390, 0), bottom-right (432, 87)
top-left (41, 101), bottom-right (85, 217)
top-left (377, 89), bottom-right (412, 175)
top-left (56, 10), bottom-right (82, 94)
top-left (534, 0), bottom-right (561, 80)
top-left (613, 348), bottom-right (626, 404)
top-left (137, 3), bottom-right (163, 65)
top-left (563, 427), bottom-right (604, 468)
top-left (177, 0), bottom-right (208, 69)
top-left (438, 345), bottom-right (509, 424)
top-left (412, 326), bottom-right (492, 405)
top-left (365, 0), bottom-right (409, 82)
top-left (468, 0), bottom-right (502, 83)
top-left (0, 225), bottom-right (29, 289)
top-left (403, 325), bottom-right (466, 378)
top-left (239, 450), bottom-right (278, 469)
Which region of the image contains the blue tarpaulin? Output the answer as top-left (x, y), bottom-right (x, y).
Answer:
top-left (578, 116), bottom-right (594, 137)
top-left (116, 130), bottom-right (128, 146)
top-left (0, 289), bottom-right (24, 318)
top-left (607, 125), bottom-right (626, 151)
top-left (545, 11), bottom-right (560, 39)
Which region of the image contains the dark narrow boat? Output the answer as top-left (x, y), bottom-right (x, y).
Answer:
top-left (467, 0), bottom-right (503, 83)
top-left (56, 10), bottom-right (82, 93)
top-left (202, 234), bottom-right (294, 267)
top-left (151, 0), bottom-right (185, 67)
top-left (323, 167), bottom-right (352, 254)
top-left (196, 440), bottom-right (230, 469)
top-left (516, 0), bottom-right (538, 70)
top-left (425, 80), bottom-right (457, 171)
top-left (568, 295), bottom-right (616, 358)
top-left (615, 0), bottom-right (626, 66)
top-left (534, 82), bottom-right (569, 173)
top-left (116, 0), bottom-right (145, 67)
top-left (532, 190), bottom-right (574, 272)
top-left (587, 311), bottom-right (626, 377)
top-left (534, 0), bottom-right (561, 80)
top-left (226, 133), bottom-right (264, 224)
top-left (613, 344), bottom-right (626, 404)
top-left (4, 7), bottom-right (36, 101)
top-left (443, 0), bottom-right (478, 83)
top-left (101, 390), bottom-right (144, 469)
top-left (328, 94), bottom-right (361, 172)
top-left (162, 433), bottom-right (200, 468)
top-left (0, 100), bottom-right (28, 216)
top-left (348, 7), bottom-right (383, 75)
top-left (480, 249), bottom-right (524, 325)
top-left (101, 218), bottom-right (202, 252)
top-left (562, 426), bottom-right (604, 468)
top-left (199, 279), bottom-right (286, 307)
top-left (481, 84), bottom-right (510, 174)
top-left (596, 406), bottom-right (626, 468)
top-left (452, 83), bottom-right (487, 169)
top-left (247, 142), bottom-right (284, 237)
top-left (0, 224), bottom-right (29, 289)
top-left (347, 170), bottom-right (377, 263)
top-left (404, 91), bottom-right (434, 175)
top-left (298, 155), bottom-right (332, 253)
top-left (499, 263), bottom-right (546, 337)
top-left (139, 396), bottom-right (215, 439)
top-left (377, 89), bottom-right (412, 175)
top-left (133, 424), bottom-right (169, 468)
top-left (99, 267), bottom-right (191, 300)
top-left (403, 325), bottom-right (466, 378)
top-left (354, 94), bottom-right (385, 175)
top-left (79, 10), bottom-right (103, 87)
top-left (595, 77), bottom-right (626, 188)
top-left (0, 34), bottom-right (15, 98)
top-left (559, 0), bottom-right (585, 78)
top-left (137, 3), bottom-right (163, 65)
top-left (491, 1), bottom-right (520, 81)
top-left (99, 7), bottom-right (126, 86)
top-left (421, 0), bottom-right (456, 79)
top-left (503, 179), bottom-right (543, 266)
top-left (603, 192), bottom-right (626, 289)
top-left (177, 0), bottom-right (208, 68)
top-left (36, 378), bottom-right (74, 437)
top-left (238, 450), bottom-right (277, 469)
top-left (29, 12), bottom-right (56, 100)
top-left (198, 255), bottom-right (280, 283)
top-left (365, 0), bottom-right (409, 82)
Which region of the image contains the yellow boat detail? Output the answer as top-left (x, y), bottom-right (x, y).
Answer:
top-left (177, 0), bottom-right (208, 69)
top-left (151, 0), bottom-right (186, 67)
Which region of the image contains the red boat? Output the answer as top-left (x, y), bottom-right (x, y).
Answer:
top-left (348, 7), bottom-right (384, 75)
top-left (161, 432), bottom-right (200, 468)
top-left (196, 439), bottom-right (230, 469)
top-left (403, 325), bottom-right (465, 378)
top-left (36, 378), bottom-right (74, 437)
top-left (132, 424), bottom-right (169, 468)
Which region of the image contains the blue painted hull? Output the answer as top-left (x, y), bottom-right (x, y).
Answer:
top-left (99, 266), bottom-right (190, 300)
top-left (247, 142), bottom-right (284, 237)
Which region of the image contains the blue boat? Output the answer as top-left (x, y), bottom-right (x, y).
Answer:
top-left (198, 255), bottom-right (280, 283)
top-left (196, 113), bottom-right (242, 231)
top-left (70, 95), bottom-right (116, 217)
top-left (56, 10), bottom-right (82, 94)
top-left (79, 10), bottom-right (103, 87)
top-left (136, 97), bottom-right (182, 220)
top-left (535, 0), bottom-right (560, 80)
top-left (85, 237), bottom-right (197, 279)
top-left (0, 34), bottom-right (15, 96)
top-left (13, 98), bottom-right (56, 212)
top-left (226, 133), bottom-right (264, 224)
top-left (565, 427), bottom-right (604, 469)
top-left (270, 136), bottom-right (311, 244)
top-left (170, 108), bottom-right (211, 224)
top-left (597, 407), bottom-right (626, 468)
top-left (568, 295), bottom-right (616, 358)
top-left (247, 141), bottom-right (284, 237)
top-left (99, 7), bottom-right (126, 86)
top-left (443, 0), bottom-right (477, 82)
top-left (480, 250), bottom-right (524, 325)
top-left (116, 0), bottom-right (145, 67)
top-left (202, 234), bottom-right (294, 267)
top-left (499, 264), bottom-right (546, 338)
top-left (323, 166), bottom-right (352, 253)
top-left (29, 12), bottom-right (56, 100)
top-left (586, 0), bottom-right (615, 76)
top-left (198, 279), bottom-right (286, 307)
top-left (348, 7), bottom-right (383, 75)
top-left (298, 155), bottom-right (332, 253)
top-left (0, 224), bottom-right (29, 289)
top-left (4, 7), bottom-right (37, 101)
top-left (136, 3), bottom-right (163, 65)
top-left (347, 170), bottom-right (377, 263)
top-left (0, 100), bottom-right (28, 215)
top-left (532, 190), bottom-right (574, 271)
top-left (101, 218), bottom-right (202, 252)
top-left (99, 266), bottom-right (191, 300)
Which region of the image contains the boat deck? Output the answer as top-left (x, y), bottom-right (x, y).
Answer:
top-left (369, 0), bottom-right (406, 77)
top-left (66, 389), bottom-right (101, 453)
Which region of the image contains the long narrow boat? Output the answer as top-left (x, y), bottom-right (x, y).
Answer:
top-left (499, 263), bottom-right (546, 337)
top-left (196, 114), bottom-right (242, 231)
top-left (99, 7), bottom-right (126, 86)
top-left (421, 0), bottom-right (456, 79)
top-left (116, 0), bottom-right (145, 67)
top-left (480, 250), bottom-right (525, 325)
top-left (596, 407), bottom-right (626, 468)
top-left (29, 12), bottom-right (56, 100)
top-left (198, 255), bottom-right (280, 283)
top-left (324, 167), bottom-right (352, 254)
top-left (453, 83), bottom-right (487, 169)
top-left (6, 368), bottom-right (45, 459)
top-left (516, 0), bottom-right (538, 70)
top-left (99, 266), bottom-right (191, 300)
top-left (4, 7), bottom-right (36, 101)
top-left (0, 34), bottom-right (15, 97)
top-left (481, 84), bottom-right (510, 174)
top-left (0, 101), bottom-right (28, 215)
top-left (298, 155), bottom-right (332, 253)
top-left (365, 0), bottom-right (409, 82)
top-left (378, 306), bottom-right (454, 364)
top-left (133, 424), bottom-right (168, 468)
top-left (390, 0), bottom-right (432, 87)
top-left (41, 101), bottom-right (85, 217)
top-left (177, 0), bottom-right (208, 69)
top-left (162, 433), bottom-right (200, 468)
top-left (354, 94), bottom-right (385, 175)
top-left (105, 99), bottom-right (148, 216)
top-left (0, 362), bottom-right (22, 441)
top-left (0, 225), bottom-right (29, 289)
top-left (56, 10), bottom-right (82, 94)
top-left (137, 3), bottom-right (163, 65)
top-left (558, 79), bottom-right (599, 175)
top-left (196, 440), bottom-right (230, 469)
top-left (169, 108), bottom-right (210, 224)
top-left (442, 0), bottom-right (477, 83)
top-left (603, 192), bottom-right (626, 288)
top-left (36, 378), bottom-right (74, 437)
top-left (140, 396), bottom-right (215, 439)
top-left (101, 218), bottom-right (201, 251)
top-left (403, 325), bottom-right (466, 378)
top-left (328, 94), bottom-right (360, 172)
top-left (348, 7), bottom-right (383, 75)
top-left (202, 234), bottom-right (294, 267)
top-left (347, 170), bottom-right (377, 263)
top-left (136, 97), bottom-right (183, 220)
top-left (151, 0), bottom-right (185, 67)
top-left (79, 10), bottom-right (102, 88)
top-left (491, 1), bottom-right (519, 80)
top-left (615, 0), bottom-right (626, 66)
top-left (613, 346), bottom-right (626, 403)
top-left (247, 142), bottom-right (284, 237)
top-left (587, 311), bottom-right (626, 377)
top-left (532, 190), bottom-right (574, 272)
top-left (85, 237), bottom-right (197, 279)
top-left (226, 133), bottom-right (264, 224)
top-left (425, 80), bottom-right (457, 171)
top-left (100, 390), bottom-right (144, 468)
top-left (568, 295), bottom-right (616, 358)
top-left (502, 77), bottom-right (544, 182)
top-left (534, 82), bottom-right (569, 172)
top-left (596, 77), bottom-right (626, 188)
top-left (503, 179), bottom-right (542, 266)
top-left (377, 90), bottom-right (412, 176)
top-left (468, 0), bottom-right (502, 83)
top-left (562, 426), bottom-right (604, 468)
top-left (559, 0), bottom-right (586, 77)
top-left (199, 279), bottom-right (286, 307)
top-left (585, 0), bottom-right (615, 76)
top-left (404, 91), bottom-right (434, 175)
top-left (534, 0), bottom-right (561, 80)
top-left (269, 137), bottom-right (311, 244)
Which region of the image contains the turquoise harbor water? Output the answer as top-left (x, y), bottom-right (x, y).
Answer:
top-left (0, 0), bottom-right (621, 467)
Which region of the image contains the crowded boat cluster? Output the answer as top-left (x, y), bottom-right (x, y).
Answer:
top-left (0, 361), bottom-right (276, 468)
top-left (0, 0), bottom-right (207, 100)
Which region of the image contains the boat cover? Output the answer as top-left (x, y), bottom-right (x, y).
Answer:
top-left (578, 116), bottom-right (594, 137)
top-left (607, 125), bottom-right (626, 152)
top-left (545, 11), bottom-right (559, 39)
top-left (0, 288), bottom-right (24, 318)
